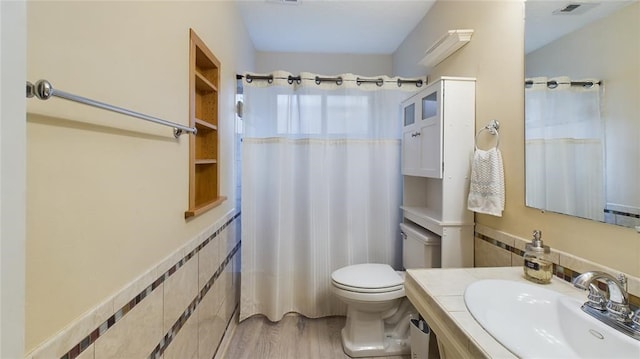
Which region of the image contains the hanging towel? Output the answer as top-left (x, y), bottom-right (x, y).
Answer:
top-left (468, 147), bottom-right (505, 217)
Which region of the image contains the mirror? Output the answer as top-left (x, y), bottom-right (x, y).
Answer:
top-left (524, 0), bottom-right (639, 228)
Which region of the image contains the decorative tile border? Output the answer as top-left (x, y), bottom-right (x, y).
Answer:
top-left (58, 212), bottom-right (241, 359)
top-left (475, 225), bottom-right (640, 308)
top-left (604, 209), bottom-right (640, 219)
top-left (476, 233), bottom-right (524, 257)
top-left (148, 241), bottom-right (240, 359)
top-left (603, 209), bottom-right (640, 227)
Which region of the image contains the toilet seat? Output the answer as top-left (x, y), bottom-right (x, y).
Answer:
top-left (332, 281), bottom-right (404, 293)
top-left (331, 263), bottom-right (404, 293)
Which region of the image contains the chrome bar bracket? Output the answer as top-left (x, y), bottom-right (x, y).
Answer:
top-left (26, 81), bottom-right (35, 98)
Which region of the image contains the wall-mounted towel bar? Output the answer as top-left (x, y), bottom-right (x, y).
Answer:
top-left (26, 80), bottom-right (197, 138)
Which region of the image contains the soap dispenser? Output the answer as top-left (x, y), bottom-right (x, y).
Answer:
top-left (523, 230), bottom-right (553, 284)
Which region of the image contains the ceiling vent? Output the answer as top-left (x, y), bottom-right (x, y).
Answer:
top-left (552, 2), bottom-right (599, 15)
top-left (267, 0), bottom-right (301, 5)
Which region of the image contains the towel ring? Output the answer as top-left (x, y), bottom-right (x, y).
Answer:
top-left (475, 120), bottom-right (500, 149)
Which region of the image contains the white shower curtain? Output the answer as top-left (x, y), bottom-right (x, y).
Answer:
top-left (240, 71), bottom-right (421, 321)
top-left (525, 76), bottom-right (604, 221)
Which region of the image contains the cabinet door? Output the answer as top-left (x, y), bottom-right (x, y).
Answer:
top-left (402, 101), bottom-right (420, 175)
top-left (418, 88), bottom-right (443, 178)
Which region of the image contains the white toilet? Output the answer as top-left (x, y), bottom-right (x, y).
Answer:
top-left (331, 222), bottom-right (441, 357)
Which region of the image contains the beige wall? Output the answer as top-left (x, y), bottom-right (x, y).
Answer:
top-left (526, 2), bottom-right (640, 216)
top-left (256, 51), bottom-right (393, 76)
top-left (393, 0), bottom-right (639, 276)
top-left (26, 1), bottom-right (254, 352)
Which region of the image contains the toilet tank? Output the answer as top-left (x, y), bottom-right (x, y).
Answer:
top-left (400, 222), bottom-right (441, 269)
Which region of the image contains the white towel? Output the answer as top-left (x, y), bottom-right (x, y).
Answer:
top-left (467, 147), bottom-right (505, 217)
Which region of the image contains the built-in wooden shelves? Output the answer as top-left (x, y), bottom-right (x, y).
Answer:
top-left (186, 29), bottom-right (226, 218)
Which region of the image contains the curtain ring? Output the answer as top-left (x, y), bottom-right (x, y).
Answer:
top-left (416, 79), bottom-right (423, 87)
top-left (314, 76), bottom-right (342, 85)
top-left (356, 78), bottom-right (362, 86)
top-left (287, 76), bottom-right (301, 85)
top-left (246, 75), bottom-right (253, 84)
top-left (267, 77), bottom-right (273, 84)
top-left (397, 79), bottom-right (403, 87)
top-left (376, 78), bottom-right (384, 87)
top-left (547, 80), bottom-right (558, 89)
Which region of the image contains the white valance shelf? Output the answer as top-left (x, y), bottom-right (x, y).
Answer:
top-left (419, 29), bottom-right (474, 68)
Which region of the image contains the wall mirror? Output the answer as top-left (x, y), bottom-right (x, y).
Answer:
top-left (524, 0), bottom-right (639, 228)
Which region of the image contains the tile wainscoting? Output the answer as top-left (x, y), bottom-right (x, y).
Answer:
top-left (474, 224), bottom-right (640, 308)
top-left (26, 211), bottom-right (241, 359)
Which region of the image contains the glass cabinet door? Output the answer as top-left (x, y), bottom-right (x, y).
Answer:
top-left (422, 91), bottom-right (437, 120)
top-left (404, 103), bottom-right (415, 127)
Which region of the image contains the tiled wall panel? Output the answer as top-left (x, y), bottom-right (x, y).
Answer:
top-left (26, 211), bottom-right (241, 359)
top-left (474, 224), bottom-right (640, 307)
top-left (473, 236), bottom-right (510, 267)
top-left (164, 257), bottom-right (199, 332)
top-left (75, 346), bottom-right (94, 359)
top-left (199, 233), bottom-right (221, 289)
top-left (163, 313), bottom-right (198, 359)
top-left (94, 285), bottom-right (164, 359)
top-left (197, 283), bottom-right (228, 359)
top-left (30, 298), bottom-right (113, 359)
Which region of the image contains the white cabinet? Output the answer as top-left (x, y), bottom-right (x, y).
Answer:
top-left (400, 77), bottom-right (476, 268)
top-left (402, 83), bottom-right (442, 178)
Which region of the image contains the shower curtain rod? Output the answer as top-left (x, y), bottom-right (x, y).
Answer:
top-left (524, 79), bottom-right (601, 88)
top-left (237, 74), bottom-right (424, 87)
top-left (26, 79), bottom-right (197, 138)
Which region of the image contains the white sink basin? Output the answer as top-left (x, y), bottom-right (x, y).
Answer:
top-left (464, 279), bottom-right (640, 359)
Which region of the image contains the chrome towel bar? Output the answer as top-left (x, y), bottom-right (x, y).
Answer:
top-left (26, 79), bottom-right (196, 138)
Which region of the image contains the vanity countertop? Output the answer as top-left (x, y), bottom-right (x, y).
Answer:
top-left (405, 266), bottom-right (587, 358)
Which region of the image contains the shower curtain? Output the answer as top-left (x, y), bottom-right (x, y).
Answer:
top-left (525, 76), bottom-right (604, 221)
top-left (240, 71), bottom-right (421, 321)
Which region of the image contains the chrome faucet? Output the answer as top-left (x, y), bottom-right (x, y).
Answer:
top-left (572, 271), bottom-right (640, 341)
top-left (572, 271), bottom-right (632, 321)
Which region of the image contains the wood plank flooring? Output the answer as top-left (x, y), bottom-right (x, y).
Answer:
top-left (221, 314), bottom-right (410, 359)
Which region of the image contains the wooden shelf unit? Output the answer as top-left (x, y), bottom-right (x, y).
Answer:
top-left (186, 29), bottom-right (226, 218)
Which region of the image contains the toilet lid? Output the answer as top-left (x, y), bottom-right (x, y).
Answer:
top-left (331, 264), bottom-right (403, 291)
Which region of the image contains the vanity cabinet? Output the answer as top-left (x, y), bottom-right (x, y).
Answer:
top-left (400, 77), bottom-right (475, 268)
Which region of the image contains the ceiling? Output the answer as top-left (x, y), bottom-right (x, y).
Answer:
top-left (236, 0), bottom-right (636, 55)
top-left (525, 0), bottom-right (636, 53)
top-left (235, 0), bottom-right (436, 54)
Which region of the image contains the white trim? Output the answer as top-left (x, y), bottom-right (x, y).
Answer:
top-left (0, 1), bottom-right (26, 357)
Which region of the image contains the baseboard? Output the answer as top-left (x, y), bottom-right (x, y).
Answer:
top-left (213, 304), bottom-right (240, 359)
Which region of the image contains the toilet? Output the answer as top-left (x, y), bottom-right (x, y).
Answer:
top-left (331, 222), bottom-right (441, 357)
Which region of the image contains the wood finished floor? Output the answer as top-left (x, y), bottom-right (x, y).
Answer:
top-left (222, 314), bottom-right (410, 359)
